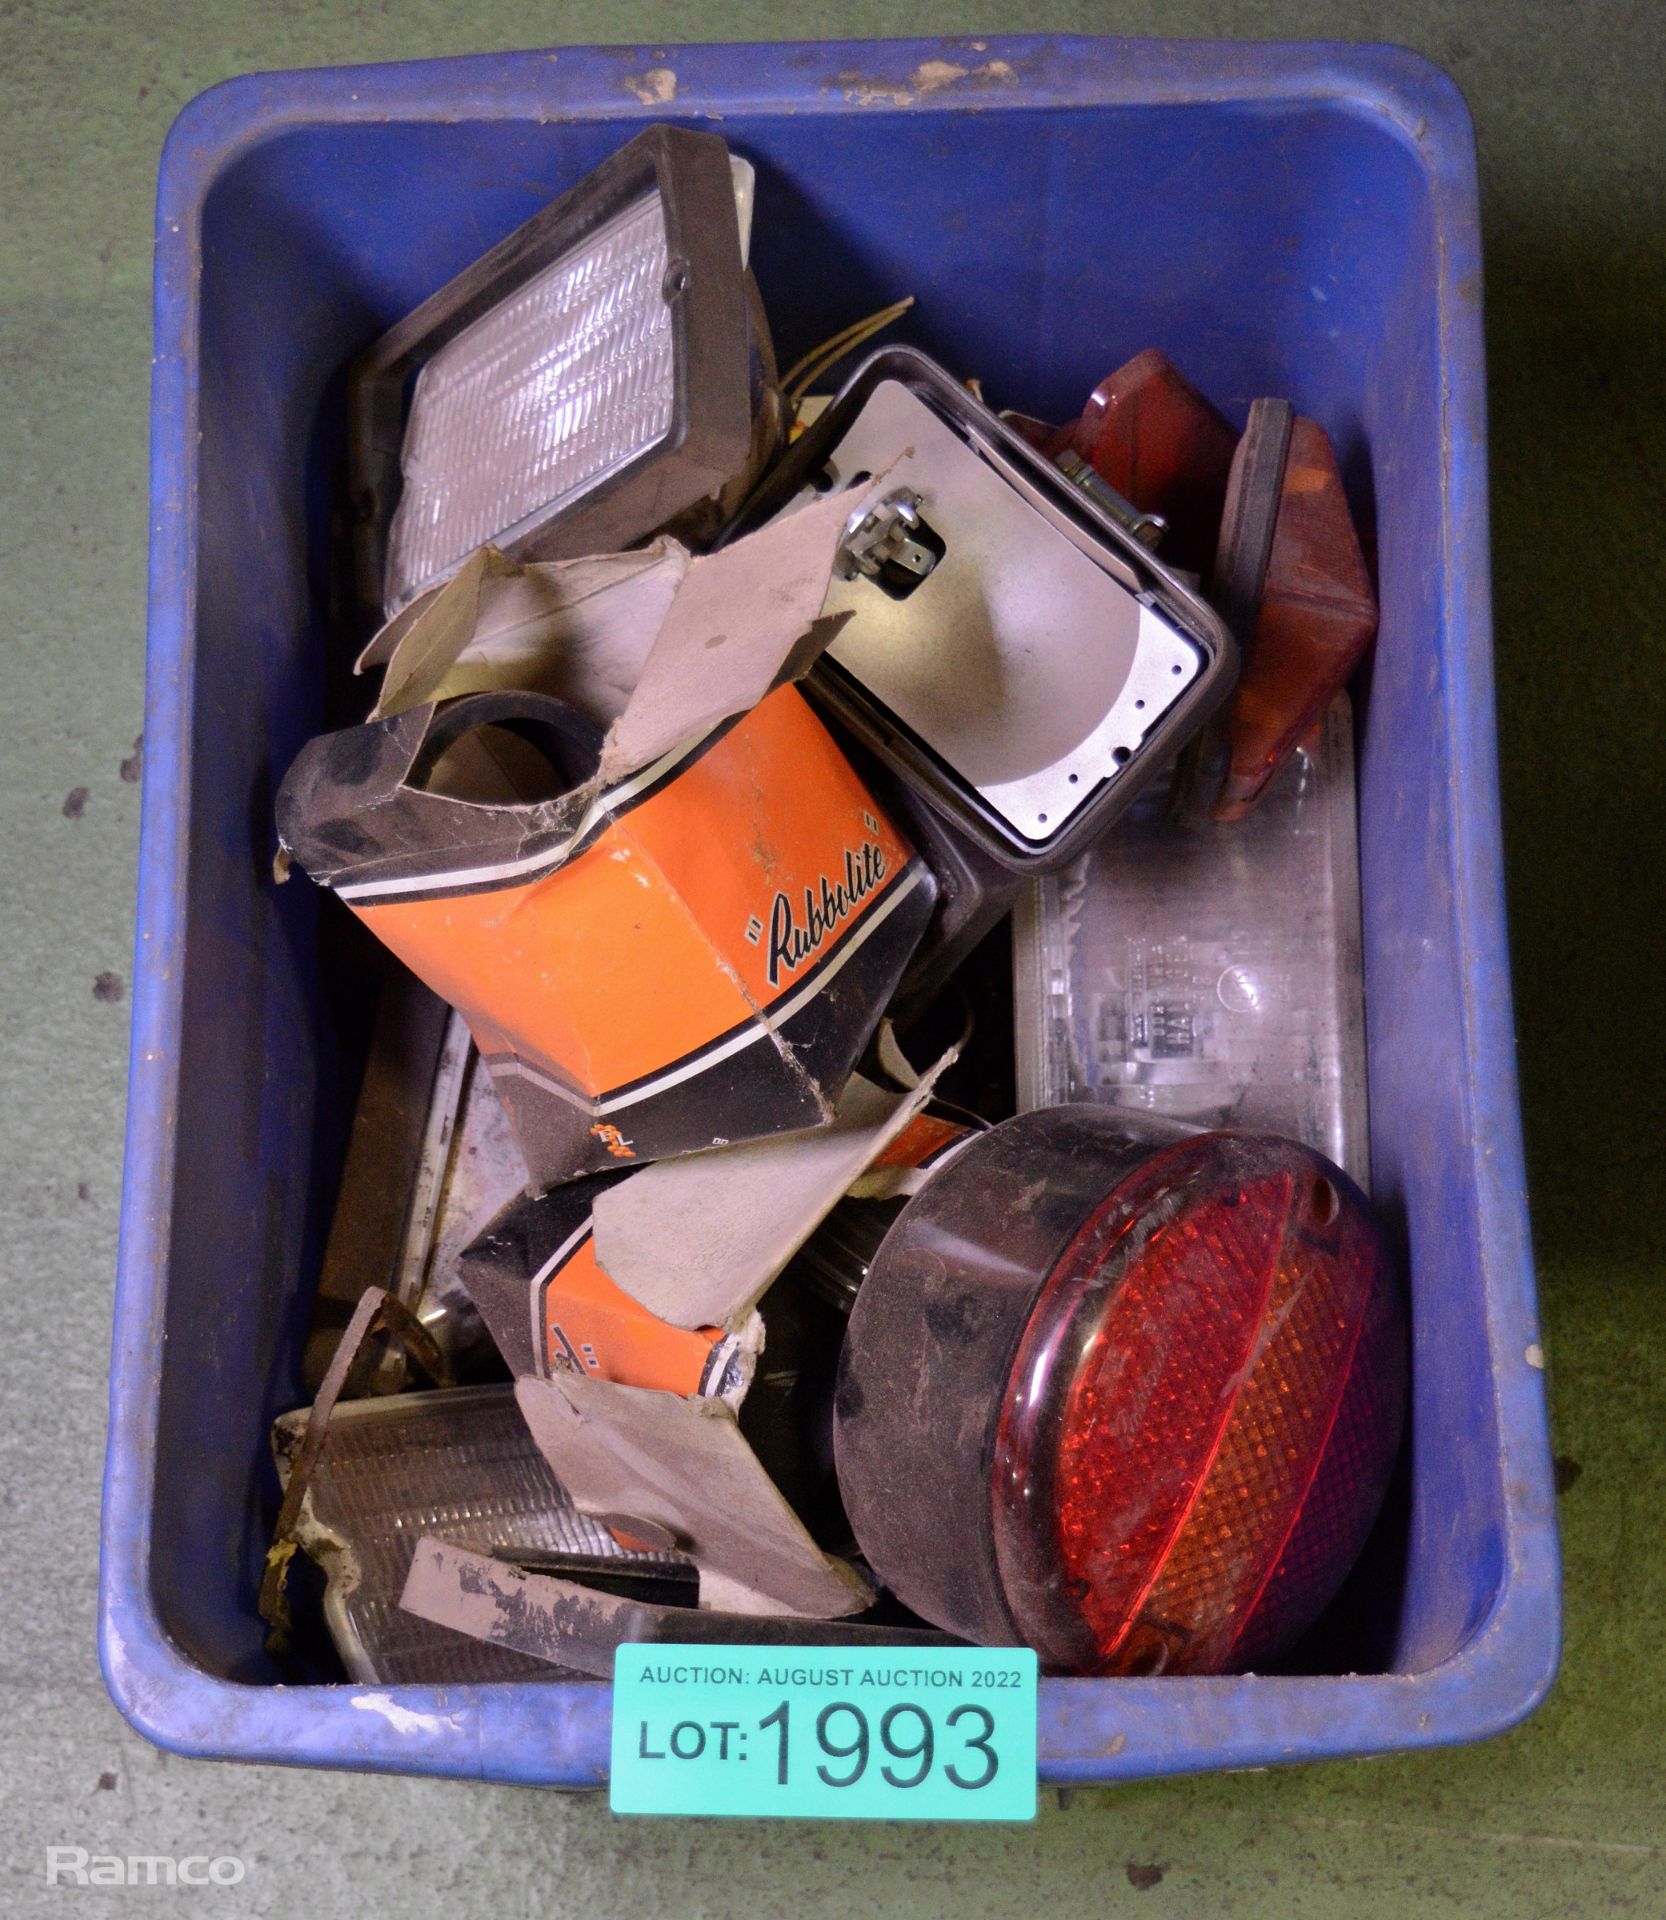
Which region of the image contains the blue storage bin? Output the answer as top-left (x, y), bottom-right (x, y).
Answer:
top-left (102, 34), bottom-right (1559, 1786)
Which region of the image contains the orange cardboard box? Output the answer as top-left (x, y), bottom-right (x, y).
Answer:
top-left (278, 481), bottom-right (935, 1188)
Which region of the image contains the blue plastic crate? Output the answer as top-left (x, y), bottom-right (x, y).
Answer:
top-left (102, 35), bottom-right (1559, 1786)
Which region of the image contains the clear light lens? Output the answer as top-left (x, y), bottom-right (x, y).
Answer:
top-left (272, 1386), bottom-right (666, 1684)
top-left (386, 192), bottom-right (677, 608)
top-left (1015, 698), bottom-right (1369, 1185)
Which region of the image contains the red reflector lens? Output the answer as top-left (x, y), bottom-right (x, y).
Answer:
top-left (832, 1110), bottom-right (1407, 1673)
top-left (993, 1139), bottom-right (1405, 1674)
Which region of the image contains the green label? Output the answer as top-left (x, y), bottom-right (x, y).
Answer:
top-left (609, 1644), bottom-right (1038, 1821)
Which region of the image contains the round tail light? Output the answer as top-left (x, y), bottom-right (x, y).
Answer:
top-left (833, 1108), bottom-right (1407, 1675)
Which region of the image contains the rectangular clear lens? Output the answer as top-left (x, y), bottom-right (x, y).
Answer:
top-left (273, 1386), bottom-right (656, 1684)
top-left (386, 192), bottom-right (677, 607)
top-left (1014, 699), bottom-right (1370, 1184)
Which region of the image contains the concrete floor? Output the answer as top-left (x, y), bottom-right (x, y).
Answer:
top-left (2, 1), bottom-right (1661, 1913)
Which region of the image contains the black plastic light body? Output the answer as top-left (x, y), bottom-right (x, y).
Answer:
top-left (348, 123), bottom-right (777, 622)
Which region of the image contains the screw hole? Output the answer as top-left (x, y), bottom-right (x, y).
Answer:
top-left (1134, 698), bottom-right (1146, 710)
top-left (662, 261), bottom-right (690, 300)
top-left (1171, 663), bottom-right (1184, 675)
top-left (1037, 812), bottom-right (1048, 824)
top-left (1067, 773), bottom-right (1079, 785)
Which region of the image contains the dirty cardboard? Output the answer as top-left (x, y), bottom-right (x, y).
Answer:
top-left (459, 1170), bottom-right (763, 1404)
top-left (515, 1372), bottom-right (872, 1618)
top-left (400, 1539), bottom-right (954, 1675)
top-left (588, 1066), bottom-right (946, 1330)
top-left (458, 1064), bottom-right (941, 1404)
top-left (458, 1071), bottom-right (949, 1619)
top-left (277, 481), bottom-right (936, 1189)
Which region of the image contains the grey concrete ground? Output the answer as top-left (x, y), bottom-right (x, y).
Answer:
top-left (2, 2), bottom-right (1662, 1914)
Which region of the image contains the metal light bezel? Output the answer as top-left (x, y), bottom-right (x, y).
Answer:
top-left (348, 123), bottom-right (758, 622)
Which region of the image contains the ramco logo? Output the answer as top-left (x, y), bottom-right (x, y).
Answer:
top-left (46, 1847), bottom-right (246, 1887)
top-left (762, 841), bottom-right (886, 988)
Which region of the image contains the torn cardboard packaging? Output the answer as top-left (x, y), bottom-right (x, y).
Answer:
top-left (460, 1070), bottom-right (944, 1393)
top-left (460, 1169), bottom-right (759, 1404)
top-left (515, 1373), bottom-right (872, 1618)
top-left (399, 1539), bottom-right (956, 1677)
top-left (459, 1068), bottom-right (951, 1619)
top-left (277, 479), bottom-right (935, 1189)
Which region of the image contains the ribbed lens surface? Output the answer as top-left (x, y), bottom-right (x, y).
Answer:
top-left (386, 193), bottom-right (676, 607)
top-left (994, 1137), bottom-right (1404, 1674)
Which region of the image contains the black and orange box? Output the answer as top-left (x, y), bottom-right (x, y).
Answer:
top-left (277, 683), bottom-right (935, 1188)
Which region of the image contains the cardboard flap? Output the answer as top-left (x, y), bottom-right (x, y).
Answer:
top-left (590, 1065), bottom-right (950, 1331)
top-left (598, 478), bottom-right (877, 782)
top-left (362, 472), bottom-right (895, 781)
top-left (515, 1374), bottom-right (872, 1618)
top-left (368, 541), bottom-right (688, 724)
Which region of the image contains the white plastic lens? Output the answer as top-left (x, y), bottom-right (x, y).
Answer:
top-left (385, 192), bottom-right (677, 608)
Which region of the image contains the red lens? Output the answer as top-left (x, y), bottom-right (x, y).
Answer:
top-left (992, 1134), bottom-right (1404, 1674)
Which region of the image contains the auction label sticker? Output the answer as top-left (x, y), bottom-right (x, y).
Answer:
top-left (609, 1645), bottom-right (1038, 1820)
